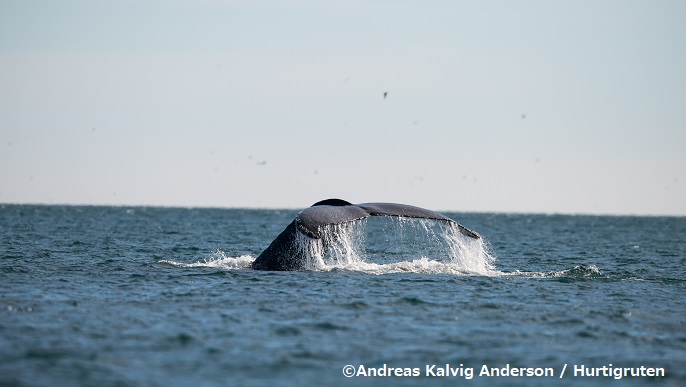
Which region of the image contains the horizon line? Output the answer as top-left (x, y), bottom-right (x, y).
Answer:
top-left (2, 200), bottom-right (684, 218)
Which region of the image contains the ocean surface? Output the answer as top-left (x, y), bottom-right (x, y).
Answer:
top-left (1, 204), bottom-right (685, 386)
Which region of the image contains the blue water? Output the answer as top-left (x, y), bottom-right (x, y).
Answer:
top-left (1, 205), bottom-right (685, 386)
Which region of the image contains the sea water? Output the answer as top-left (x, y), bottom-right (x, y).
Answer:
top-left (1, 205), bottom-right (685, 386)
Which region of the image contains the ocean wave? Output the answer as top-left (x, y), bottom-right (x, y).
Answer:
top-left (510, 264), bottom-right (605, 279)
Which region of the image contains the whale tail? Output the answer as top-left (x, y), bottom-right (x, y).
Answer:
top-left (252, 199), bottom-right (480, 271)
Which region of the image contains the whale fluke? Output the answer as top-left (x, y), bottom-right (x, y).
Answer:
top-left (251, 199), bottom-right (479, 271)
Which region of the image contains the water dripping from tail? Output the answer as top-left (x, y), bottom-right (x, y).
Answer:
top-left (293, 217), bottom-right (497, 275)
top-left (444, 222), bottom-right (496, 274)
top-left (295, 221), bottom-right (367, 271)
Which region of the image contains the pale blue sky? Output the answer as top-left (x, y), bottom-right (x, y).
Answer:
top-left (1, 0), bottom-right (685, 215)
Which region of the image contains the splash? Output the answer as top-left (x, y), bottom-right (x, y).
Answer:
top-left (444, 222), bottom-right (496, 274)
top-left (295, 221), bottom-right (366, 270)
top-left (292, 217), bottom-right (497, 275)
top-left (161, 217), bottom-right (497, 275)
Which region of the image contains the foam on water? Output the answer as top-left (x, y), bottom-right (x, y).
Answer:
top-left (159, 220), bottom-right (606, 280)
top-left (160, 250), bottom-right (254, 269)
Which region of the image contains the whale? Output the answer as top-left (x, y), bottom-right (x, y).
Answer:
top-left (251, 199), bottom-right (480, 271)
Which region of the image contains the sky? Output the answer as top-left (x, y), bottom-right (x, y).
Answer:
top-left (1, 0), bottom-right (685, 215)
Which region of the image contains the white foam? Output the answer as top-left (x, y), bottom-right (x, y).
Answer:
top-left (326, 257), bottom-right (499, 276)
top-left (160, 250), bottom-right (254, 269)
